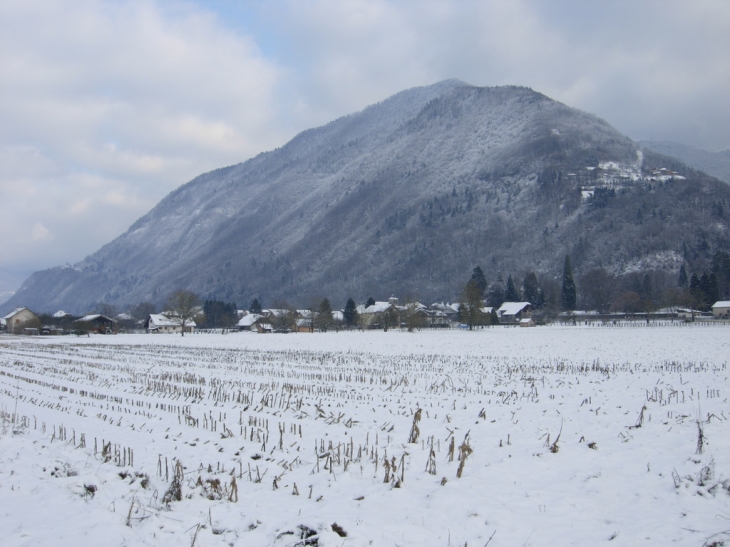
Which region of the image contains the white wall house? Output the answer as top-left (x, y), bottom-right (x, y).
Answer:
top-left (712, 301), bottom-right (730, 318)
top-left (497, 302), bottom-right (533, 323)
top-left (3, 307), bottom-right (40, 333)
top-left (146, 314), bottom-right (196, 334)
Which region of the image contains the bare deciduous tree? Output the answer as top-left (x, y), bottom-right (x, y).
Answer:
top-left (165, 290), bottom-right (201, 336)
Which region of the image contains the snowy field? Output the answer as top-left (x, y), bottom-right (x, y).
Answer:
top-left (1, 326), bottom-right (729, 547)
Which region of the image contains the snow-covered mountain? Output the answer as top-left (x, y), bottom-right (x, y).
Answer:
top-left (5, 81), bottom-right (730, 313)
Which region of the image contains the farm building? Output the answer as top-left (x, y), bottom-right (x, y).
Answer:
top-left (2, 307), bottom-right (40, 334)
top-left (712, 301), bottom-right (730, 318)
top-left (145, 314), bottom-right (195, 334)
top-left (498, 302), bottom-right (533, 323)
top-left (76, 314), bottom-right (118, 334)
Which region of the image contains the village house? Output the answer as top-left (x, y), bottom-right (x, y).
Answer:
top-left (236, 313), bottom-right (262, 331)
top-left (145, 313), bottom-right (195, 334)
top-left (497, 302), bottom-right (533, 323)
top-left (712, 301), bottom-right (730, 318)
top-left (76, 314), bottom-right (118, 334)
top-left (519, 318), bottom-right (536, 327)
top-left (2, 307), bottom-right (41, 334)
top-left (256, 322), bottom-right (274, 333)
top-left (357, 296), bottom-right (401, 329)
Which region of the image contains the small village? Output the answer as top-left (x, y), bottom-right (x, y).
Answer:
top-left (2, 295), bottom-right (730, 337)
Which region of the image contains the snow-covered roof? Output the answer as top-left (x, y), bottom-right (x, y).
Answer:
top-left (712, 301), bottom-right (730, 308)
top-left (332, 311), bottom-right (344, 322)
top-left (237, 314), bottom-right (261, 327)
top-left (116, 313), bottom-right (132, 321)
top-left (263, 309), bottom-right (289, 317)
top-left (3, 307), bottom-right (29, 320)
top-left (498, 302), bottom-right (532, 316)
top-left (480, 307), bottom-right (494, 314)
top-left (78, 314), bottom-right (101, 322)
top-left (520, 318), bottom-right (534, 323)
top-left (361, 301), bottom-right (393, 314)
top-left (77, 314), bottom-right (117, 323)
top-left (148, 314), bottom-right (195, 327)
top-left (52, 310), bottom-right (71, 318)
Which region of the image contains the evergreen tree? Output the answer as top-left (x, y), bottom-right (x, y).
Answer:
top-left (505, 275), bottom-right (520, 302)
top-left (688, 273), bottom-right (704, 310)
top-left (365, 296), bottom-right (376, 308)
top-left (561, 255), bottom-right (577, 311)
top-left (523, 272), bottom-right (540, 305)
top-left (641, 274), bottom-right (652, 302)
top-left (535, 288), bottom-right (546, 309)
top-left (470, 266), bottom-right (488, 297)
top-left (678, 264), bottom-right (688, 288)
top-left (490, 309), bottom-right (499, 325)
top-left (250, 298), bottom-right (262, 314)
top-left (486, 281), bottom-right (505, 308)
top-left (203, 300), bottom-right (238, 328)
top-left (689, 272), bottom-right (700, 291)
top-left (699, 272), bottom-right (710, 301)
top-left (712, 251), bottom-right (730, 298)
top-left (708, 272), bottom-right (720, 306)
top-left (343, 298), bottom-right (358, 327)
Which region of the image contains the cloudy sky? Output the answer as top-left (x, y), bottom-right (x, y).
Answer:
top-left (1, 0), bottom-right (729, 292)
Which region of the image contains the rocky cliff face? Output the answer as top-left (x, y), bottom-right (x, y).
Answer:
top-left (6, 80), bottom-right (730, 314)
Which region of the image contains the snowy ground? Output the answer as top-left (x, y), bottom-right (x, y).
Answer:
top-left (1, 325), bottom-right (729, 547)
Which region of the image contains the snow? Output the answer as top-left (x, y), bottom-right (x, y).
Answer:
top-left (1, 325), bottom-right (729, 546)
top-left (360, 301), bottom-right (393, 314)
top-left (236, 314), bottom-right (261, 328)
top-left (497, 302), bottom-right (532, 316)
top-left (77, 314), bottom-right (103, 322)
top-left (148, 314), bottom-right (197, 328)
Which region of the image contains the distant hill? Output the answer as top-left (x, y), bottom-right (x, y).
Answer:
top-left (4, 81), bottom-right (730, 314)
top-left (640, 140), bottom-right (730, 184)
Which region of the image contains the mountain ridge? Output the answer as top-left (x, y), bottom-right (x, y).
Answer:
top-left (5, 81), bottom-right (730, 314)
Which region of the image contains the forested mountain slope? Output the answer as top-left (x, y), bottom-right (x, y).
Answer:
top-left (5, 80), bottom-right (730, 313)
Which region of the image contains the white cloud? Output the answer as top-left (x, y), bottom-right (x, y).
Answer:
top-left (31, 223), bottom-right (53, 242)
top-left (0, 0), bottom-right (286, 277)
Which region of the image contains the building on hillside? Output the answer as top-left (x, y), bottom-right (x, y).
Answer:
top-left (712, 301), bottom-right (730, 318)
top-left (3, 307), bottom-right (41, 334)
top-left (76, 314), bottom-right (118, 334)
top-left (497, 302), bottom-right (533, 323)
top-left (145, 314), bottom-right (195, 334)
